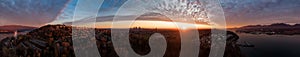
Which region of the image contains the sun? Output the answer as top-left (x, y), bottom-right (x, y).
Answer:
top-left (180, 26), bottom-right (188, 30)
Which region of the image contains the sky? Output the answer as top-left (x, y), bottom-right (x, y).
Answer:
top-left (0, 0), bottom-right (69, 26)
top-left (221, 0), bottom-right (300, 28)
top-left (0, 0), bottom-right (299, 28)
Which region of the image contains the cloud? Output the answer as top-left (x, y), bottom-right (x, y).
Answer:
top-left (0, 0), bottom-right (69, 26)
top-left (64, 0), bottom-right (212, 25)
top-left (62, 0), bottom-right (300, 27)
top-left (52, 0), bottom-right (127, 24)
top-left (220, 0), bottom-right (300, 26)
top-left (63, 13), bottom-right (209, 25)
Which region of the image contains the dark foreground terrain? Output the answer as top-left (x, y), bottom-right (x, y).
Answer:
top-left (0, 25), bottom-right (243, 57)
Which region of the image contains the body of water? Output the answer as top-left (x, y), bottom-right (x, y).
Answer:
top-left (236, 32), bottom-right (300, 57)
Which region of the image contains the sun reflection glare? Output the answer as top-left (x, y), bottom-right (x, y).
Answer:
top-left (94, 20), bottom-right (211, 29)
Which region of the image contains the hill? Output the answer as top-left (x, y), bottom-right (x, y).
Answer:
top-left (0, 25), bottom-right (37, 33)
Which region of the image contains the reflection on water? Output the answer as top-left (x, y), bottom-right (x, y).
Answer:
top-left (234, 30), bottom-right (300, 57)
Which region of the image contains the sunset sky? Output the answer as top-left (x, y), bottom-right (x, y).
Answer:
top-left (0, 0), bottom-right (300, 28)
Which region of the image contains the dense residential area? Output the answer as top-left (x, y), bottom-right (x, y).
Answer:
top-left (0, 25), bottom-right (242, 57)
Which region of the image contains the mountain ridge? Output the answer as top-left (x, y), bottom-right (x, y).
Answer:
top-left (237, 23), bottom-right (300, 35)
top-left (0, 25), bottom-right (37, 33)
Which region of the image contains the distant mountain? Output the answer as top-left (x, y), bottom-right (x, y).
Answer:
top-left (237, 23), bottom-right (300, 35)
top-left (294, 24), bottom-right (300, 27)
top-left (239, 23), bottom-right (300, 29)
top-left (269, 23), bottom-right (291, 26)
top-left (0, 25), bottom-right (37, 33)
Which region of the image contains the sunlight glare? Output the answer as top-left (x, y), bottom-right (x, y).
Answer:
top-left (93, 20), bottom-right (211, 29)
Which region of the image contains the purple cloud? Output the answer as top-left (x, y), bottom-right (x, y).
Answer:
top-left (220, 0), bottom-right (300, 26)
top-left (0, 0), bottom-right (69, 26)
